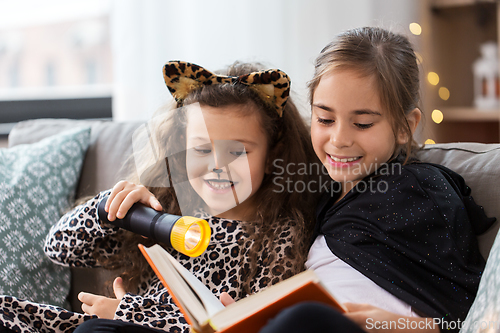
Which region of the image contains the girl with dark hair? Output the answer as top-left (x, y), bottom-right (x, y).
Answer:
top-left (0, 60), bottom-right (320, 333)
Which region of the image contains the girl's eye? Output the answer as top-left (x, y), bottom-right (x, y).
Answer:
top-left (193, 146), bottom-right (212, 154)
top-left (317, 117), bottom-right (334, 125)
top-left (231, 151), bottom-right (247, 157)
top-left (355, 123), bottom-right (374, 130)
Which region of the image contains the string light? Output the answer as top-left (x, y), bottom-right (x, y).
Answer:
top-left (427, 72), bottom-right (439, 85)
top-left (432, 109), bottom-right (444, 124)
top-left (439, 87), bottom-right (450, 100)
top-left (409, 23), bottom-right (422, 36)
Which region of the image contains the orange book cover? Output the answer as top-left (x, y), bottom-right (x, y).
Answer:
top-left (139, 244), bottom-right (345, 333)
top-left (215, 279), bottom-right (345, 333)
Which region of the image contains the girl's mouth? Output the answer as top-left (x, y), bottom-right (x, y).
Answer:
top-left (205, 179), bottom-right (235, 192)
top-left (327, 154), bottom-right (362, 166)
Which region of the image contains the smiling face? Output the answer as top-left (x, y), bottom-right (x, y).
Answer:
top-left (185, 103), bottom-right (268, 220)
top-left (311, 69), bottom-right (401, 194)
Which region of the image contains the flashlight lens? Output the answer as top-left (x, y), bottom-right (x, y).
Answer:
top-left (170, 216), bottom-right (211, 257)
top-left (184, 224), bottom-right (201, 250)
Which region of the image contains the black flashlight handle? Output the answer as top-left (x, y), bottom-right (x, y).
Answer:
top-left (97, 197), bottom-right (181, 245)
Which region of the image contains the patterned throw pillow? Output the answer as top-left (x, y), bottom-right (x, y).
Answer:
top-left (0, 127), bottom-right (90, 308)
top-left (460, 229), bottom-right (500, 333)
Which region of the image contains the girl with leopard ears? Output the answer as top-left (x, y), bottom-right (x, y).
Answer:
top-left (0, 61), bottom-right (321, 333)
top-left (107, 60), bottom-right (322, 295)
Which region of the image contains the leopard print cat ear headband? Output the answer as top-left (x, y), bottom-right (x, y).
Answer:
top-left (162, 60), bottom-right (291, 117)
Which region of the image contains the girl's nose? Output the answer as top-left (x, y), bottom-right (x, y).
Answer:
top-left (207, 150), bottom-right (219, 171)
top-left (208, 146), bottom-right (225, 174)
top-left (329, 124), bottom-right (353, 148)
top-left (209, 156), bottom-right (224, 179)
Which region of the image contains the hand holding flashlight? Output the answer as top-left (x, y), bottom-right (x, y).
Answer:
top-left (97, 197), bottom-right (211, 257)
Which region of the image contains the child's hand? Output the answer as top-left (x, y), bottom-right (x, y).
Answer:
top-left (220, 292), bottom-right (235, 306)
top-left (343, 303), bottom-right (439, 333)
top-left (78, 277), bottom-right (127, 319)
top-left (105, 180), bottom-right (163, 221)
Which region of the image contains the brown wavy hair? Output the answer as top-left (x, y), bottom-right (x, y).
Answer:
top-left (308, 27), bottom-right (422, 163)
top-left (95, 61), bottom-right (321, 295)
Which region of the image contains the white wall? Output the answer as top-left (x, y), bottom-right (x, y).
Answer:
top-left (111, 0), bottom-right (420, 121)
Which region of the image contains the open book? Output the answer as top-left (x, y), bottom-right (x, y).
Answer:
top-left (139, 244), bottom-right (346, 333)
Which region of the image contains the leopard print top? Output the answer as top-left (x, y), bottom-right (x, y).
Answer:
top-left (0, 191), bottom-right (297, 333)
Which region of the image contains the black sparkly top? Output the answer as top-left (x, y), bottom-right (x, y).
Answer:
top-left (315, 160), bottom-right (496, 332)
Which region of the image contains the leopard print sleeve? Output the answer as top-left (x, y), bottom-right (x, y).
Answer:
top-left (0, 296), bottom-right (96, 333)
top-left (246, 221), bottom-right (299, 295)
top-left (113, 275), bottom-right (190, 332)
top-left (44, 190), bottom-right (120, 268)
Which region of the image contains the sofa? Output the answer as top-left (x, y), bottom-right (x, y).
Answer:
top-left (6, 118), bottom-right (500, 332)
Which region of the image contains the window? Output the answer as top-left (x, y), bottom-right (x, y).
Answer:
top-left (8, 61), bottom-right (20, 88)
top-left (0, 0), bottom-right (113, 135)
top-left (46, 62), bottom-right (56, 86)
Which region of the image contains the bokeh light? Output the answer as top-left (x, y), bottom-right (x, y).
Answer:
top-left (409, 23), bottom-right (422, 36)
top-left (439, 87), bottom-right (450, 101)
top-left (427, 72), bottom-right (439, 85)
top-left (432, 109), bottom-right (444, 124)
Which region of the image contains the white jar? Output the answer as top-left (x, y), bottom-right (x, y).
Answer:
top-left (472, 42), bottom-right (499, 110)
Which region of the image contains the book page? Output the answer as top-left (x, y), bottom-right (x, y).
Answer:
top-left (165, 250), bottom-right (226, 317)
top-left (140, 245), bottom-right (210, 329)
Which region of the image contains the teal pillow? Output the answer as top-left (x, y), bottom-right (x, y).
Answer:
top-left (460, 229), bottom-right (500, 333)
top-left (0, 127), bottom-right (90, 308)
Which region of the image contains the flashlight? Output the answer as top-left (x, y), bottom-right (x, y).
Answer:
top-left (97, 197), bottom-right (211, 257)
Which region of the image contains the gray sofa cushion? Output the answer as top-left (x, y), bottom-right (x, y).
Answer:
top-left (0, 127), bottom-right (90, 308)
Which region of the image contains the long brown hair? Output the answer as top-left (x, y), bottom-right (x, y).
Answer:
top-left (97, 61), bottom-right (320, 294)
top-left (308, 27), bottom-right (422, 162)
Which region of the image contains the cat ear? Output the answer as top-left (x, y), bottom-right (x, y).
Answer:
top-left (163, 61), bottom-right (232, 102)
top-left (238, 69), bottom-right (291, 117)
